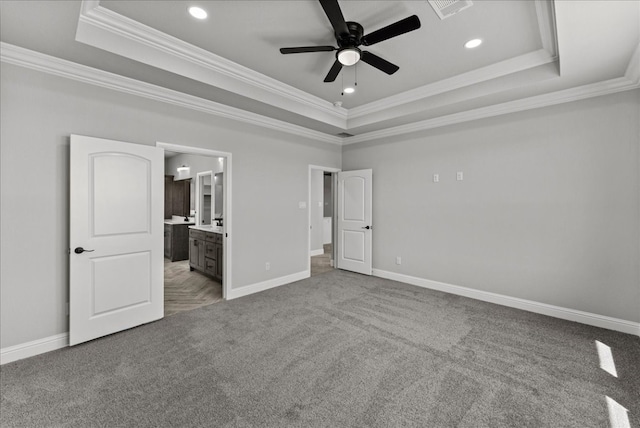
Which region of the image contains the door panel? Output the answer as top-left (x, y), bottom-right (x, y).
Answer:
top-left (337, 169), bottom-right (372, 275)
top-left (92, 154), bottom-right (151, 236)
top-left (92, 252), bottom-right (151, 315)
top-left (342, 230), bottom-right (365, 262)
top-left (70, 135), bottom-right (164, 346)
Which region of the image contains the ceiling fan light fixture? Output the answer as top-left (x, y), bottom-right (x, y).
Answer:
top-left (188, 6), bottom-right (208, 20)
top-left (337, 48), bottom-right (361, 66)
top-left (343, 86), bottom-right (355, 94)
top-left (464, 38), bottom-right (482, 49)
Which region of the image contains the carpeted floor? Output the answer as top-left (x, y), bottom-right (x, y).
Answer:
top-left (1, 269), bottom-right (639, 427)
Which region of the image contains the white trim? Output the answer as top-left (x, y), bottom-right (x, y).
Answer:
top-left (226, 271), bottom-right (309, 300)
top-left (624, 43), bottom-right (640, 84)
top-left (310, 249), bottom-right (324, 257)
top-left (76, 2), bottom-right (348, 128)
top-left (535, 0), bottom-right (558, 59)
top-left (344, 76), bottom-right (640, 145)
top-left (0, 43), bottom-right (342, 146)
top-left (156, 142), bottom-right (233, 300)
top-left (373, 269), bottom-right (640, 337)
top-left (348, 49), bottom-right (556, 122)
top-left (2, 42), bottom-right (638, 147)
top-left (1, 333), bottom-right (69, 365)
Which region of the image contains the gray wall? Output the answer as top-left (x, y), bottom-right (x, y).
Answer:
top-left (343, 89), bottom-right (640, 323)
top-left (0, 63), bottom-right (341, 348)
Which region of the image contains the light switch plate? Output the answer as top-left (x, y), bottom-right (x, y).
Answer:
top-left (433, 174), bottom-right (439, 183)
top-left (299, 201), bottom-right (307, 209)
top-left (457, 171), bottom-right (464, 181)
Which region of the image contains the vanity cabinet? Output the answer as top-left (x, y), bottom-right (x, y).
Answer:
top-left (189, 229), bottom-right (223, 282)
top-left (164, 223), bottom-right (191, 261)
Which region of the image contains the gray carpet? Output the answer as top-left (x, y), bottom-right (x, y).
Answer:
top-left (2, 269), bottom-right (639, 427)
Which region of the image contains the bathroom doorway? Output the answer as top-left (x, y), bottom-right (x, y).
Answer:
top-left (309, 165), bottom-right (339, 277)
top-left (159, 142), bottom-right (232, 316)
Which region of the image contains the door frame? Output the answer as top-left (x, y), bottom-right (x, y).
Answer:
top-left (308, 165), bottom-right (341, 275)
top-left (158, 142), bottom-right (232, 299)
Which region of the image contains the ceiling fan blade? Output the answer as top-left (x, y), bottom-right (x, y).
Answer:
top-left (280, 46), bottom-right (336, 54)
top-left (319, 0), bottom-right (350, 38)
top-left (324, 59), bottom-right (343, 82)
top-left (361, 15), bottom-right (421, 46)
top-left (361, 51), bottom-right (399, 75)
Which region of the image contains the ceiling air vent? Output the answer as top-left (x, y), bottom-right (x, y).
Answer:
top-left (427, 0), bottom-right (473, 20)
top-left (336, 132), bottom-right (354, 138)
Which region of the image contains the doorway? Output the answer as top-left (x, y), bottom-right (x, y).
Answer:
top-left (159, 142), bottom-right (232, 316)
top-left (309, 165), bottom-right (340, 277)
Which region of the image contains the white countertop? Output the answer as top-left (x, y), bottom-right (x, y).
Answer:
top-left (189, 225), bottom-right (224, 234)
top-left (164, 219), bottom-right (195, 225)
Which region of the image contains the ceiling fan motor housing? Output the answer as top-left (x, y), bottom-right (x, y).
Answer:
top-left (337, 21), bottom-right (364, 48)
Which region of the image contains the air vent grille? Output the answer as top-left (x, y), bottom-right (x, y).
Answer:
top-left (336, 132), bottom-right (354, 138)
top-left (428, 0), bottom-right (473, 20)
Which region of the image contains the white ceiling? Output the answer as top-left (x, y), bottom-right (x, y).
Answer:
top-left (1, 0), bottom-right (639, 143)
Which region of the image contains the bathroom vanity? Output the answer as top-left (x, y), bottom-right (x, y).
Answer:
top-left (189, 226), bottom-right (223, 283)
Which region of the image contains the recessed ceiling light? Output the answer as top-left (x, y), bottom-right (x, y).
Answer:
top-left (464, 38), bottom-right (482, 49)
top-left (343, 87), bottom-right (355, 94)
top-left (188, 6), bottom-right (208, 20)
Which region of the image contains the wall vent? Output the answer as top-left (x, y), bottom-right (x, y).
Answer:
top-left (336, 132), bottom-right (354, 138)
top-left (427, 0), bottom-right (473, 20)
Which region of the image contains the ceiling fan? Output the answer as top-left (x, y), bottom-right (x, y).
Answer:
top-left (279, 0), bottom-right (421, 82)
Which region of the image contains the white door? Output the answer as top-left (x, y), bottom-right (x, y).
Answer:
top-left (69, 135), bottom-right (164, 346)
top-left (337, 169), bottom-right (372, 275)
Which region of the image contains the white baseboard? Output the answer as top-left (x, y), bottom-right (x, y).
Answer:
top-left (373, 269), bottom-right (640, 337)
top-left (310, 249), bottom-right (324, 257)
top-left (1, 333), bottom-right (69, 365)
top-left (226, 270), bottom-right (310, 300)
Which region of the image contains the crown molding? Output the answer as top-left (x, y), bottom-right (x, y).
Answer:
top-left (625, 44), bottom-right (640, 84)
top-left (346, 0), bottom-right (558, 125)
top-left (344, 76), bottom-right (640, 145)
top-left (0, 42), bottom-right (342, 145)
top-left (346, 49), bottom-right (557, 126)
top-left (2, 42), bottom-right (637, 148)
top-left (77, 1), bottom-right (348, 128)
top-left (535, 0), bottom-right (558, 59)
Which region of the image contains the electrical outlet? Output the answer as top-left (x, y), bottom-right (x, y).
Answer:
top-left (433, 174), bottom-right (439, 183)
top-left (396, 256), bottom-right (402, 265)
top-left (457, 171), bottom-right (464, 181)
top-left (265, 262), bottom-right (270, 271)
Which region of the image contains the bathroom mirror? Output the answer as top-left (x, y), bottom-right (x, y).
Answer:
top-left (214, 172), bottom-right (223, 222)
top-left (196, 171), bottom-right (213, 226)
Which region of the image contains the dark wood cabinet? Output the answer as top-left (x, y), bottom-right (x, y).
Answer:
top-left (164, 176), bottom-right (174, 219)
top-left (189, 230), bottom-right (206, 271)
top-left (165, 223), bottom-right (191, 261)
top-left (189, 228), bottom-right (223, 282)
top-left (164, 175), bottom-right (191, 219)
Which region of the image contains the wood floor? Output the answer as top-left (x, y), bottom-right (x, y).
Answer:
top-left (164, 258), bottom-right (222, 316)
top-left (311, 243), bottom-right (333, 276)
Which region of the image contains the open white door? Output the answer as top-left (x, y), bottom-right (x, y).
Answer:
top-left (69, 135), bottom-right (164, 346)
top-left (337, 169), bottom-right (372, 275)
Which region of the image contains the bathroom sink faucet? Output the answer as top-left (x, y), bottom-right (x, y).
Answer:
top-left (214, 218), bottom-right (223, 227)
